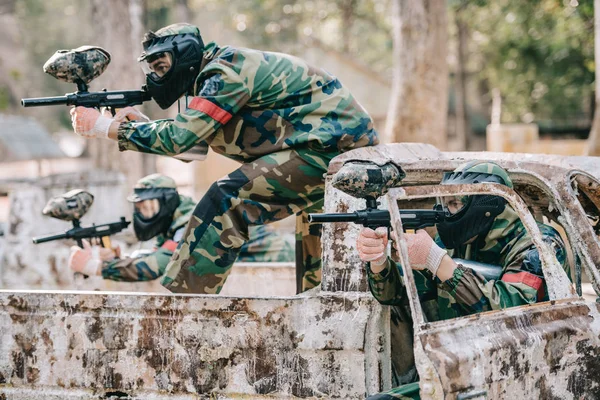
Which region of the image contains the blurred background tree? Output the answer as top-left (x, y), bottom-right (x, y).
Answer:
top-left (384, 0), bottom-right (448, 147)
top-left (0, 0), bottom-right (596, 153)
top-left (462, 0), bottom-right (594, 132)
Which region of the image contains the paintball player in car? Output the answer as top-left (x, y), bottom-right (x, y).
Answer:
top-left (69, 23), bottom-right (378, 294)
top-left (356, 161), bottom-right (569, 400)
top-left (68, 174), bottom-right (294, 281)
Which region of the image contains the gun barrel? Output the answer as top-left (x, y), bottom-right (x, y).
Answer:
top-left (21, 96), bottom-right (69, 107)
top-left (32, 232), bottom-right (68, 244)
top-left (22, 90), bottom-right (152, 109)
top-left (399, 209), bottom-right (446, 230)
top-left (307, 212), bottom-right (359, 224)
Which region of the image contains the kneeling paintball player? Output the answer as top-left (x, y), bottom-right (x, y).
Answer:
top-left (69, 174), bottom-right (294, 282)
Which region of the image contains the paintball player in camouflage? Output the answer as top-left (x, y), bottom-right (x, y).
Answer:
top-left (357, 161), bottom-right (569, 400)
top-left (69, 23), bottom-right (378, 294)
top-left (68, 174), bottom-right (294, 281)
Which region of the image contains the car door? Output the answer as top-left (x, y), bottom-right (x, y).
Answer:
top-left (386, 181), bottom-right (600, 400)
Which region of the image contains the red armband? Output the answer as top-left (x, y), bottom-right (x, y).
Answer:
top-left (188, 97), bottom-right (232, 125)
top-left (161, 240), bottom-right (178, 252)
top-left (501, 271), bottom-right (545, 300)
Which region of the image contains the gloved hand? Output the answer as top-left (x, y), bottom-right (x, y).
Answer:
top-left (98, 245), bottom-right (120, 261)
top-left (113, 106), bottom-right (150, 123)
top-left (357, 227), bottom-right (389, 266)
top-left (68, 240), bottom-right (102, 276)
top-left (70, 106), bottom-right (114, 139)
top-left (405, 230), bottom-right (447, 276)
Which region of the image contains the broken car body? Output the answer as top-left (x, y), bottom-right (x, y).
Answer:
top-left (1, 143), bottom-right (600, 399)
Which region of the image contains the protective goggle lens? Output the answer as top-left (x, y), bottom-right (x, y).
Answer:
top-left (134, 199), bottom-right (161, 219)
top-left (140, 51), bottom-right (173, 81)
top-left (440, 195), bottom-right (469, 215)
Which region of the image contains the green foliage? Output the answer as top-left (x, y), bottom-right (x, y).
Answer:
top-left (9, 69), bottom-right (21, 81)
top-left (462, 0), bottom-right (594, 124)
top-left (215, 0), bottom-right (393, 76)
top-left (13, 0), bottom-right (95, 131)
top-left (144, 0), bottom-right (176, 31)
top-left (0, 87), bottom-right (10, 110)
top-left (5, 0), bottom-right (597, 134)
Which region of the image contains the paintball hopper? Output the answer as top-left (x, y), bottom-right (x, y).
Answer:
top-left (42, 189), bottom-right (94, 222)
top-left (43, 46), bottom-right (111, 91)
top-left (309, 161), bottom-right (444, 232)
top-left (22, 46), bottom-right (150, 109)
top-left (332, 161), bottom-right (405, 200)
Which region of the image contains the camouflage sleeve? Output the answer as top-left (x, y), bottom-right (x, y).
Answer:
top-left (440, 232), bottom-right (568, 315)
top-left (367, 258), bottom-right (436, 306)
top-left (117, 64), bottom-right (251, 156)
top-left (101, 242), bottom-right (176, 282)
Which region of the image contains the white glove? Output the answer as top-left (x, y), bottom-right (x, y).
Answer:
top-left (68, 240), bottom-right (102, 276)
top-left (405, 230), bottom-right (447, 276)
top-left (357, 227), bottom-right (389, 266)
top-left (70, 106), bottom-right (113, 139)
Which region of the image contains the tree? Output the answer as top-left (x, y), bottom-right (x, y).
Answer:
top-left (587, 0), bottom-right (600, 155)
top-left (453, 1), bottom-right (471, 150)
top-left (89, 0), bottom-right (155, 188)
top-left (384, 0), bottom-right (449, 147)
top-left (464, 0), bottom-right (594, 127)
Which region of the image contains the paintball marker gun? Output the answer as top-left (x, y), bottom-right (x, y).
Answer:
top-left (21, 46), bottom-right (151, 112)
top-left (308, 161), bottom-right (446, 231)
top-left (33, 189), bottom-right (130, 249)
top-left (21, 46), bottom-right (209, 161)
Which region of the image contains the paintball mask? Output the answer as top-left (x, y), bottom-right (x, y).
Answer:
top-left (436, 161), bottom-right (513, 249)
top-left (127, 174), bottom-right (181, 242)
top-left (138, 25), bottom-right (204, 109)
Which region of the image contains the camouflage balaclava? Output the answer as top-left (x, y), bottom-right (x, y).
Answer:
top-left (137, 23), bottom-right (205, 109)
top-left (436, 161), bottom-right (513, 249)
top-left (127, 174), bottom-right (181, 241)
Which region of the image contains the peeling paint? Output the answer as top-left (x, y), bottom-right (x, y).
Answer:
top-left (4, 144), bottom-right (600, 399)
top-left (0, 291), bottom-right (389, 399)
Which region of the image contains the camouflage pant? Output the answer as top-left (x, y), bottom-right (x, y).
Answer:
top-left (161, 148), bottom-right (335, 294)
top-left (366, 382), bottom-right (421, 400)
top-left (295, 200), bottom-right (324, 293)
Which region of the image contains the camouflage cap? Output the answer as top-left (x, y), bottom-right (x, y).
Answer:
top-left (127, 174), bottom-right (178, 202)
top-left (443, 161), bottom-right (513, 189)
top-left (154, 23), bottom-right (201, 38)
top-left (42, 189), bottom-right (94, 221)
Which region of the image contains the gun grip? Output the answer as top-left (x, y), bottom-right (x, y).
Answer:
top-left (101, 236), bottom-right (111, 248)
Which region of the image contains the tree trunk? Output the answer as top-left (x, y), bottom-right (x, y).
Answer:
top-left (175, 0), bottom-right (192, 23)
top-left (384, 0), bottom-right (449, 149)
top-left (454, 4), bottom-right (470, 150)
top-left (587, 0), bottom-right (600, 156)
top-left (340, 0), bottom-right (357, 53)
top-left (89, 0), bottom-right (155, 189)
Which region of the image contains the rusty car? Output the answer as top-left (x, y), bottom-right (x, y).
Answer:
top-left (1, 142), bottom-right (599, 399)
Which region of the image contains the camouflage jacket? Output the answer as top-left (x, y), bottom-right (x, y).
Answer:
top-left (237, 225), bottom-right (295, 263)
top-left (367, 207), bottom-right (569, 321)
top-left (117, 42), bottom-right (378, 163)
top-left (101, 196), bottom-right (295, 282)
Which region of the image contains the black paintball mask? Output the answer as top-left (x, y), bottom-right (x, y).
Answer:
top-left (131, 188), bottom-right (181, 242)
top-left (138, 33), bottom-right (204, 109)
top-left (436, 170), bottom-right (509, 250)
